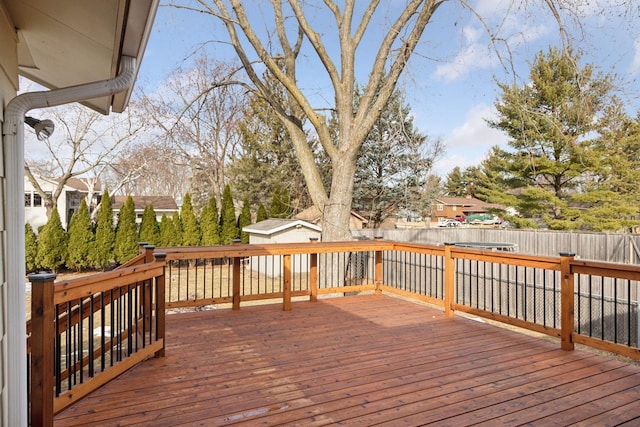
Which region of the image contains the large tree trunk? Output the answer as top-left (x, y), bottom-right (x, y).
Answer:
top-left (322, 154), bottom-right (358, 241)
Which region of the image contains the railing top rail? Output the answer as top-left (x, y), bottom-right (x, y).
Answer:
top-left (571, 258), bottom-right (640, 280)
top-left (449, 245), bottom-right (562, 270)
top-left (159, 240), bottom-right (394, 259)
top-left (50, 261), bottom-right (166, 305)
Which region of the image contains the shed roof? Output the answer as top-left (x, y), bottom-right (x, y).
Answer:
top-left (243, 218), bottom-right (322, 236)
top-left (293, 205), bottom-right (367, 225)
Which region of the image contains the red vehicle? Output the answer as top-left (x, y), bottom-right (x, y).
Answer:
top-left (454, 214), bottom-right (466, 222)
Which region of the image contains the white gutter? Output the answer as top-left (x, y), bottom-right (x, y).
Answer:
top-left (1, 55), bottom-right (136, 427)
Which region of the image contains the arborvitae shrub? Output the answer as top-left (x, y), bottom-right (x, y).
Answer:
top-left (36, 207), bottom-right (67, 272)
top-left (139, 204), bottom-right (160, 246)
top-left (66, 199), bottom-right (94, 271)
top-left (181, 193), bottom-right (201, 246)
top-left (114, 196), bottom-right (139, 264)
top-left (237, 198), bottom-right (252, 244)
top-left (25, 222), bottom-right (38, 273)
top-left (92, 189), bottom-right (115, 269)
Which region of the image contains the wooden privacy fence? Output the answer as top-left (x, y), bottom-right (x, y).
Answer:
top-left (355, 228), bottom-right (640, 264)
top-left (28, 239), bottom-right (640, 426)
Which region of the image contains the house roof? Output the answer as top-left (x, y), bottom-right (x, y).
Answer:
top-left (112, 196), bottom-right (178, 211)
top-left (435, 196), bottom-right (506, 212)
top-left (243, 218), bottom-right (322, 236)
top-left (436, 196), bottom-right (484, 207)
top-left (64, 177), bottom-right (101, 192)
top-left (5, 0), bottom-right (158, 113)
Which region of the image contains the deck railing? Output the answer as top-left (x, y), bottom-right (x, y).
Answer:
top-left (28, 248), bottom-right (166, 427)
top-left (28, 239), bottom-right (640, 426)
top-left (159, 240), bottom-right (639, 359)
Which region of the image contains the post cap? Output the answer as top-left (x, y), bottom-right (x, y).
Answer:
top-left (559, 252), bottom-right (576, 257)
top-left (28, 272), bottom-right (58, 282)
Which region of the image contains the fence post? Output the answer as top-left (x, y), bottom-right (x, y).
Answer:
top-left (444, 243), bottom-right (455, 318)
top-left (154, 253), bottom-right (167, 358)
top-left (232, 239), bottom-right (242, 311)
top-left (374, 236), bottom-right (383, 295)
top-left (309, 238), bottom-right (318, 302)
top-left (29, 272), bottom-right (57, 427)
top-left (560, 252), bottom-right (576, 351)
top-left (283, 254), bottom-right (292, 311)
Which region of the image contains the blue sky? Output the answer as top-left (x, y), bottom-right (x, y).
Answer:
top-left (137, 1), bottom-right (640, 177)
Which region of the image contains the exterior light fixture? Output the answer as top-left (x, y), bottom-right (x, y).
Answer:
top-left (24, 116), bottom-right (55, 140)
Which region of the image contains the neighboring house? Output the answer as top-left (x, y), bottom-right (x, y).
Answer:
top-left (112, 195), bottom-right (179, 224)
top-left (429, 196), bottom-right (506, 223)
top-left (294, 205), bottom-right (368, 230)
top-left (24, 175), bottom-right (100, 231)
top-left (0, 2), bottom-right (158, 425)
top-left (243, 218), bottom-right (322, 277)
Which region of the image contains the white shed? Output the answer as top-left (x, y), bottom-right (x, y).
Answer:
top-left (243, 218), bottom-right (322, 277)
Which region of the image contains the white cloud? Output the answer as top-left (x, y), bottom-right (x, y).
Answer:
top-left (433, 27), bottom-right (494, 82)
top-left (434, 104), bottom-right (509, 175)
top-left (432, 3), bottom-right (552, 83)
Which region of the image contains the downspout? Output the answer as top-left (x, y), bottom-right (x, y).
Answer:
top-left (1, 55), bottom-right (136, 427)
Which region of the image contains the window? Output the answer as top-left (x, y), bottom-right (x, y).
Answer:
top-left (453, 206), bottom-right (457, 211)
top-left (436, 204), bottom-right (444, 211)
top-left (24, 193), bottom-right (32, 207)
top-left (33, 193), bottom-right (42, 207)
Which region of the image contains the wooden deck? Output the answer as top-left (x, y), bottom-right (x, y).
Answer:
top-left (54, 294), bottom-right (640, 426)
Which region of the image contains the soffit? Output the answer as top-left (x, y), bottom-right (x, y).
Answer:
top-left (5, 0), bottom-right (157, 114)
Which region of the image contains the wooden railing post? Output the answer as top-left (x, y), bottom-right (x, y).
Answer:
top-left (283, 254), bottom-right (292, 311)
top-left (29, 272), bottom-right (57, 427)
top-left (232, 239), bottom-right (242, 311)
top-left (142, 245), bottom-right (155, 341)
top-left (309, 238), bottom-right (318, 302)
top-left (444, 243), bottom-right (455, 318)
top-left (560, 252), bottom-right (576, 351)
top-left (154, 253), bottom-right (167, 358)
top-left (374, 236), bottom-right (383, 295)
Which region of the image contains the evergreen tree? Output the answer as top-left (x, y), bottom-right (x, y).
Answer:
top-left (114, 196), bottom-right (139, 264)
top-left (66, 199), bottom-right (94, 271)
top-left (138, 204), bottom-right (160, 246)
top-left (219, 184), bottom-right (239, 244)
top-left (269, 186), bottom-right (291, 218)
top-left (228, 74), bottom-right (312, 211)
top-left (256, 203), bottom-right (268, 223)
top-left (159, 213), bottom-right (177, 247)
top-left (573, 104), bottom-right (640, 231)
top-left (25, 222), bottom-right (38, 273)
top-left (171, 211), bottom-right (183, 246)
top-left (237, 198), bottom-right (252, 243)
top-left (180, 193), bottom-right (201, 246)
top-left (348, 84), bottom-right (442, 227)
top-left (92, 189), bottom-right (115, 269)
top-left (488, 47), bottom-right (614, 229)
top-left (36, 207), bottom-right (67, 272)
top-left (200, 196), bottom-right (220, 245)
top-left (445, 167), bottom-right (467, 197)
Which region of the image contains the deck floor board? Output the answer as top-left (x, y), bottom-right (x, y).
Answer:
top-left (54, 294), bottom-right (640, 426)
